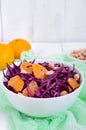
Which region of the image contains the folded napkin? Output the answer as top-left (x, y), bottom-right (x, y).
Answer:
top-left (0, 50), bottom-right (86, 130)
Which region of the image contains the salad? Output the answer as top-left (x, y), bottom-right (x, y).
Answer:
top-left (3, 60), bottom-right (81, 98)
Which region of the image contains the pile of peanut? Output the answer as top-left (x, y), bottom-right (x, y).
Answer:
top-left (70, 49), bottom-right (86, 61)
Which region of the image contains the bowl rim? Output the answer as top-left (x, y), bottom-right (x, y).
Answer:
top-left (1, 60), bottom-right (84, 100)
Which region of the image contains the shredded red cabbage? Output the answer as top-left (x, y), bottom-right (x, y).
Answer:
top-left (3, 61), bottom-right (81, 98)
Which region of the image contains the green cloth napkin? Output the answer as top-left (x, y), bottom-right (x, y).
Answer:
top-left (0, 50), bottom-right (86, 130)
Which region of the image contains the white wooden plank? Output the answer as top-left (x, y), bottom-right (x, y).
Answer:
top-left (65, 0), bottom-right (86, 42)
top-left (33, 0), bottom-right (65, 42)
top-left (62, 42), bottom-right (86, 52)
top-left (1, 0), bottom-right (33, 42)
top-left (31, 42), bottom-right (62, 57)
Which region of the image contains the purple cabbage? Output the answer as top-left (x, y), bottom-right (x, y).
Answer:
top-left (3, 61), bottom-right (81, 98)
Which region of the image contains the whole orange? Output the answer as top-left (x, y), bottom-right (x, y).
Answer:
top-left (0, 43), bottom-right (15, 70)
top-left (8, 38), bottom-right (31, 59)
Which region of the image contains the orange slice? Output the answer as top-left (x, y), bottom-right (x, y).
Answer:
top-left (67, 85), bottom-right (73, 92)
top-left (32, 63), bottom-right (47, 79)
top-left (8, 75), bottom-right (24, 92)
top-left (68, 78), bottom-right (79, 89)
top-left (20, 61), bottom-right (33, 74)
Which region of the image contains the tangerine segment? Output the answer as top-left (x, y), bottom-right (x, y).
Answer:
top-left (68, 78), bottom-right (79, 90)
top-left (20, 61), bottom-right (33, 74)
top-left (32, 63), bottom-right (47, 79)
top-left (67, 85), bottom-right (73, 92)
top-left (28, 81), bottom-right (39, 96)
top-left (0, 44), bottom-right (15, 70)
top-left (8, 75), bottom-right (24, 92)
top-left (8, 38), bottom-right (31, 58)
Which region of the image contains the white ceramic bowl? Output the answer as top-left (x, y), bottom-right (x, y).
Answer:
top-left (1, 61), bottom-right (83, 117)
top-left (67, 50), bottom-right (86, 63)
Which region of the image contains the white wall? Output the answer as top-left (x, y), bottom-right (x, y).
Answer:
top-left (0, 0), bottom-right (86, 42)
top-left (65, 0), bottom-right (86, 42)
top-left (0, 0), bottom-right (33, 42)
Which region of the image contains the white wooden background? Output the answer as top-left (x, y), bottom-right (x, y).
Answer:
top-left (0, 0), bottom-right (86, 43)
top-left (0, 1), bottom-right (86, 129)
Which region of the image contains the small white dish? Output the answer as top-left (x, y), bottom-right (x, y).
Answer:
top-left (67, 49), bottom-right (86, 63)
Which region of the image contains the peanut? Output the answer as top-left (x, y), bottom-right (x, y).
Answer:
top-left (22, 88), bottom-right (28, 96)
top-left (48, 63), bottom-right (58, 70)
top-left (74, 74), bottom-right (80, 81)
top-left (46, 70), bottom-right (54, 75)
top-left (60, 90), bottom-right (68, 96)
top-left (28, 81), bottom-right (39, 96)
